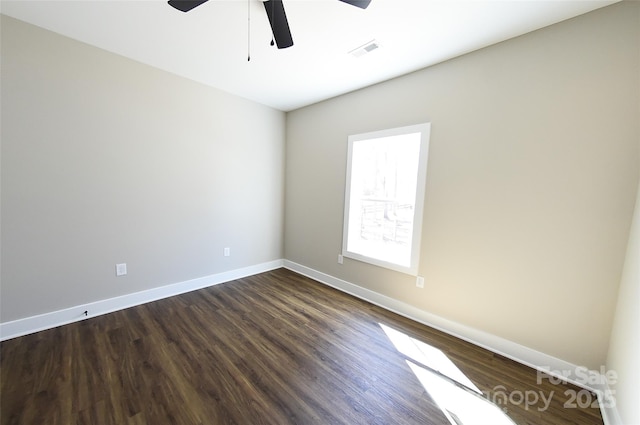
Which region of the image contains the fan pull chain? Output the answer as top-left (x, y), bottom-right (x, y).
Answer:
top-left (247, 0), bottom-right (251, 61)
top-left (270, 0), bottom-right (275, 47)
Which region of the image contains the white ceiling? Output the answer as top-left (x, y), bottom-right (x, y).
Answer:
top-left (1, 0), bottom-right (618, 111)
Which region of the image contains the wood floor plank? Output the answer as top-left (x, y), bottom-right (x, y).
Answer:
top-left (1, 268), bottom-right (604, 425)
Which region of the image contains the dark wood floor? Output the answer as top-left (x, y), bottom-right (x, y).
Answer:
top-left (1, 268), bottom-right (603, 425)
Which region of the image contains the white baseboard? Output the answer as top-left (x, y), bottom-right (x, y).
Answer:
top-left (283, 260), bottom-right (620, 424)
top-left (598, 381), bottom-right (624, 425)
top-left (0, 259), bottom-right (284, 341)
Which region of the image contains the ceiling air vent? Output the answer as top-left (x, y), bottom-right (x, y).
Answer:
top-left (349, 39), bottom-right (380, 58)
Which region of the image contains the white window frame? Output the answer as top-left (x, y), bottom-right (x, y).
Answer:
top-left (341, 123), bottom-right (431, 275)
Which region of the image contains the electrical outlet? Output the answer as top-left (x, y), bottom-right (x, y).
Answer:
top-left (416, 276), bottom-right (425, 288)
top-left (338, 254), bottom-right (344, 264)
top-left (116, 263), bottom-right (127, 276)
top-left (224, 247), bottom-right (231, 257)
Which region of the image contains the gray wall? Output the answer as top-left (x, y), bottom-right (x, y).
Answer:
top-left (1, 15), bottom-right (285, 322)
top-left (285, 2), bottom-right (640, 369)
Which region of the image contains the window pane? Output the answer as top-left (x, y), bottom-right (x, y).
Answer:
top-left (347, 133), bottom-right (420, 266)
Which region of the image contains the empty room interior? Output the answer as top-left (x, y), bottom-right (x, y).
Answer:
top-left (1, 0), bottom-right (639, 424)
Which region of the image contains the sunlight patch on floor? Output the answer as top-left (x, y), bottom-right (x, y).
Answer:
top-left (379, 323), bottom-right (516, 425)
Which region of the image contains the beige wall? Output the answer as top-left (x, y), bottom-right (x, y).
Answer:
top-left (1, 15), bottom-right (285, 322)
top-left (285, 2), bottom-right (640, 369)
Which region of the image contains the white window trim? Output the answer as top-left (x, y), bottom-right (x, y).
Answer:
top-left (341, 123), bottom-right (431, 276)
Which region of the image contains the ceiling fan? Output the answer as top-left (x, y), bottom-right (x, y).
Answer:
top-left (167, 0), bottom-right (371, 49)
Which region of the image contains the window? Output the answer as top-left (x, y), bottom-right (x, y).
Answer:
top-left (342, 123), bottom-right (430, 275)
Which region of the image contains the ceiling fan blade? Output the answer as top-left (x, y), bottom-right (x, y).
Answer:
top-left (167, 0), bottom-right (209, 13)
top-left (263, 0), bottom-right (294, 49)
top-left (338, 0), bottom-right (371, 9)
